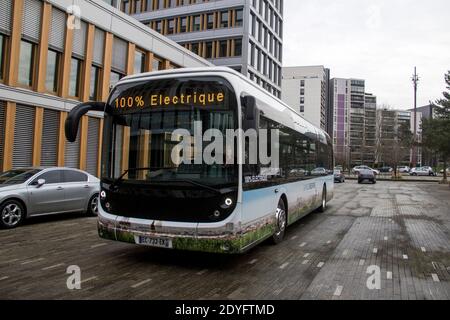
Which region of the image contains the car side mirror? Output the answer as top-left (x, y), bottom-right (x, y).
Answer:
top-left (65, 102), bottom-right (108, 142)
top-left (241, 95), bottom-right (259, 131)
top-left (37, 179), bottom-right (46, 187)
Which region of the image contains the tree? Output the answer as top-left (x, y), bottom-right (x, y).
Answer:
top-left (379, 122), bottom-right (413, 178)
top-left (423, 70), bottom-right (450, 184)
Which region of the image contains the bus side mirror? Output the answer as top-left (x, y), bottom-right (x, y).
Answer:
top-left (65, 102), bottom-right (107, 142)
top-left (241, 95), bottom-right (259, 131)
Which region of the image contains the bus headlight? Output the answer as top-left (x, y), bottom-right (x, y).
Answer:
top-left (224, 198), bottom-right (233, 207)
top-left (100, 191), bottom-right (107, 200)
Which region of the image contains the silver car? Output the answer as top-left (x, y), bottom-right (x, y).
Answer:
top-left (0, 167), bottom-right (100, 229)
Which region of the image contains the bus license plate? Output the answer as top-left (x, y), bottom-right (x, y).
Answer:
top-left (137, 236), bottom-right (173, 249)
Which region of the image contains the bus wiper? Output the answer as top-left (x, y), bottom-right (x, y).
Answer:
top-left (110, 168), bottom-right (151, 189)
top-left (163, 179), bottom-right (224, 195)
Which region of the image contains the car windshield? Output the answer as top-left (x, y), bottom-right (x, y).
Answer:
top-left (0, 169), bottom-right (41, 185)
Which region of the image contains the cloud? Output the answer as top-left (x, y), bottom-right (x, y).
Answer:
top-left (283, 0), bottom-right (450, 109)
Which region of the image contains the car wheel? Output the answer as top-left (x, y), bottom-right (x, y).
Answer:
top-left (271, 199), bottom-right (287, 244)
top-left (0, 200), bottom-right (25, 229)
top-left (87, 194), bottom-right (99, 216)
top-left (318, 186), bottom-right (327, 213)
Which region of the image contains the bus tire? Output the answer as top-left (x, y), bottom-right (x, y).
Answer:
top-left (318, 185), bottom-right (327, 213)
top-left (271, 199), bottom-right (287, 244)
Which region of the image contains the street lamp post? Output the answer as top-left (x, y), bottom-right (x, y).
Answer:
top-left (411, 67), bottom-right (420, 168)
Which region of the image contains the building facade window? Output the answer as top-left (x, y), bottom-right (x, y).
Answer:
top-left (193, 15), bottom-right (201, 31)
top-left (234, 39), bottom-right (242, 56)
top-left (134, 50), bottom-right (146, 74)
top-left (0, 34), bottom-right (6, 81)
top-left (18, 40), bottom-right (36, 87)
top-left (152, 56), bottom-right (163, 71)
top-left (235, 9), bottom-right (243, 27)
top-left (205, 41), bottom-right (213, 58)
top-left (45, 49), bottom-right (60, 93)
top-left (218, 40), bottom-right (227, 57)
top-left (180, 17), bottom-right (187, 32)
top-left (110, 71), bottom-right (122, 89)
top-left (206, 13), bottom-right (214, 29)
top-left (220, 11), bottom-right (229, 28)
top-left (69, 58), bottom-right (82, 97)
top-left (89, 65), bottom-right (100, 100)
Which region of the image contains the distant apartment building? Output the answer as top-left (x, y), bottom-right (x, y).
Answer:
top-left (0, 0), bottom-right (209, 174)
top-left (120, 0), bottom-right (284, 98)
top-left (281, 66), bottom-right (331, 132)
top-left (330, 78), bottom-right (378, 167)
top-left (376, 109), bottom-right (423, 166)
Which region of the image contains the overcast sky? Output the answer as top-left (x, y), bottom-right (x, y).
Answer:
top-left (283, 0), bottom-right (450, 109)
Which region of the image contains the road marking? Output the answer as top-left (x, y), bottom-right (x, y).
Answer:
top-left (90, 243), bottom-right (107, 249)
top-left (342, 250), bottom-right (348, 256)
top-left (326, 240), bottom-right (332, 244)
top-left (303, 253), bottom-right (310, 258)
top-left (1, 259), bottom-right (19, 265)
top-left (248, 259), bottom-right (258, 265)
top-left (334, 285), bottom-right (343, 296)
top-left (373, 248), bottom-right (378, 254)
top-left (0, 276), bottom-right (9, 281)
top-left (302, 260), bottom-right (309, 265)
top-left (196, 269), bottom-right (208, 275)
top-left (359, 259), bottom-right (365, 266)
top-left (384, 237), bottom-right (388, 241)
top-left (432, 262), bottom-right (439, 270)
top-left (300, 242), bottom-right (307, 247)
top-left (387, 272), bottom-right (393, 280)
top-left (317, 262), bottom-right (325, 268)
top-left (431, 274), bottom-right (440, 282)
top-left (279, 263), bottom-right (289, 270)
top-left (74, 276), bottom-right (98, 287)
top-left (403, 255), bottom-right (408, 260)
top-left (21, 258), bottom-right (44, 265)
top-left (367, 238), bottom-right (371, 242)
top-left (131, 278), bottom-right (152, 288)
top-left (421, 247), bottom-right (426, 253)
top-left (41, 263), bottom-right (64, 271)
top-left (290, 236), bottom-right (298, 240)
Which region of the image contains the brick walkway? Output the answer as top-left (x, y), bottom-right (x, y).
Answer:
top-left (0, 181), bottom-right (449, 299)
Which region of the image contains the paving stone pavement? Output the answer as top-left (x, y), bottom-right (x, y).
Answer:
top-left (0, 181), bottom-right (449, 300)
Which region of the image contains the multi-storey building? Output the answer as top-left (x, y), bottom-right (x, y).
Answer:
top-left (281, 66), bottom-right (331, 133)
top-left (330, 78), bottom-right (377, 167)
top-left (120, 0), bottom-right (284, 98)
top-left (376, 109), bottom-right (422, 166)
top-left (0, 0), bottom-right (210, 174)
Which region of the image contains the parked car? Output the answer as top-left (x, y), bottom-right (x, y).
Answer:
top-left (398, 166), bottom-right (411, 173)
top-left (334, 170), bottom-right (345, 183)
top-left (311, 167), bottom-right (328, 176)
top-left (0, 167), bottom-right (100, 229)
top-left (358, 169), bottom-right (377, 184)
top-left (410, 167), bottom-right (436, 176)
top-left (379, 167), bottom-right (393, 173)
top-left (352, 166), bottom-right (380, 175)
top-left (439, 168), bottom-right (450, 174)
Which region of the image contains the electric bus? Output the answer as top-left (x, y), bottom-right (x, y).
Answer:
top-left (65, 67), bottom-right (334, 254)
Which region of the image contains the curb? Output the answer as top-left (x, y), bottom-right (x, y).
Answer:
top-left (345, 177), bottom-right (440, 183)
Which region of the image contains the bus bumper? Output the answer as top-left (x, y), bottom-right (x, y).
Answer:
top-left (97, 206), bottom-right (275, 254)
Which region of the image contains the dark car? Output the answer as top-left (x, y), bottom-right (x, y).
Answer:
top-left (358, 169), bottom-right (376, 184)
top-left (379, 167), bottom-right (393, 173)
top-left (334, 170), bottom-right (345, 183)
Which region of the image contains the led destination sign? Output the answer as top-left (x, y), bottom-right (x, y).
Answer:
top-left (114, 92), bottom-right (225, 109)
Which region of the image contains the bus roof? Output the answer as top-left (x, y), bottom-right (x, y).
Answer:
top-left (120, 67), bottom-right (330, 140)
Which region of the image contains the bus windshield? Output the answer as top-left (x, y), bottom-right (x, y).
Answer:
top-left (102, 76), bottom-right (239, 189)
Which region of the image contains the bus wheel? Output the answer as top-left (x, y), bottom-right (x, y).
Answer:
top-left (271, 199), bottom-right (287, 244)
top-left (318, 186), bottom-right (327, 213)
